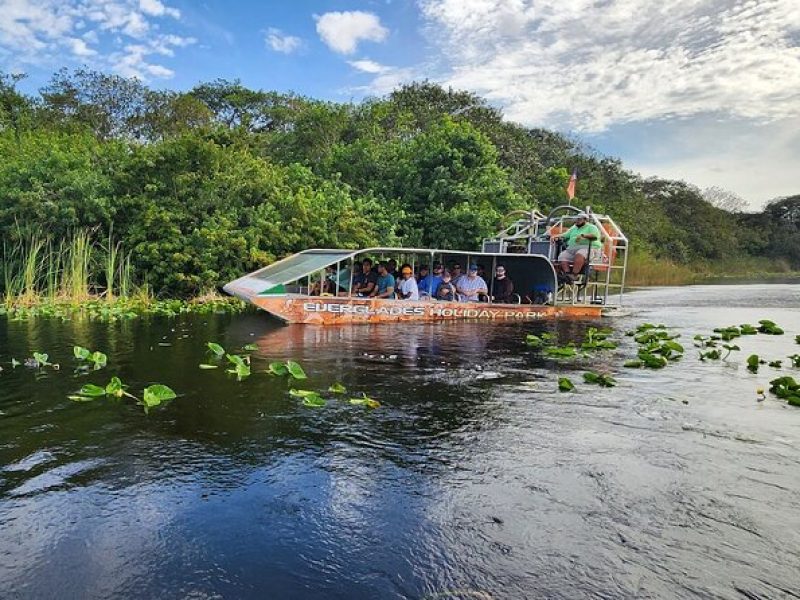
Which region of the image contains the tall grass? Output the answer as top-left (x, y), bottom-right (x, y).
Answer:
top-left (626, 252), bottom-right (696, 286)
top-left (0, 229), bottom-right (138, 307)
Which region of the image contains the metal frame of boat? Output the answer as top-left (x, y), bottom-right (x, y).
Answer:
top-left (223, 206), bottom-right (629, 325)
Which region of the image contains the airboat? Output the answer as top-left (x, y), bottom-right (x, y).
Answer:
top-left (223, 206), bottom-right (629, 325)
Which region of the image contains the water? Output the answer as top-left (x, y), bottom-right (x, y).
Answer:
top-left (1, 285), bottom-right (799, 599)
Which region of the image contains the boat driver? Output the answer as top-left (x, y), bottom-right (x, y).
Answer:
top-left (553, 213), bottom-right (601, 283)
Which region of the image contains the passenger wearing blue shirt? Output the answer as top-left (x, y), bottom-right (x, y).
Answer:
top-left (419, 264), bottom-right (443, 297)
top-left (370, 262), bottom-right (396, 299)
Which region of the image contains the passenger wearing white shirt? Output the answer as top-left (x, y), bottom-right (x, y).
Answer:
top-left (397, 265), bottom-right (419, 300)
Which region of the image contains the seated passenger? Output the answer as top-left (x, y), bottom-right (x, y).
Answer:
top-left (387, 258), bottom-right (398, 278)
top-left (553, 213), bottom-right (601, 283)
top-left (419, 263), bottom-right (443, 297)
top-left (436, 271), bottom-right (456, 301)
top-left (449, 263), bottom-right (463, 286)
top-left (456, 264), bottom-right (488, 302)
top-left (492, 265), bottom-right (514, 303)
top-left (397, 264), bottom-right (419, 300)
top-left (352, 258), bottom-right (378, 296)
top-left (370, 262), bottom-right (395, 299)
top-left (416, 265), bottom-right (429, 283)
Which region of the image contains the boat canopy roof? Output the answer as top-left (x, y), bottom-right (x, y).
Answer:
top-left (228, 246), bottom-right (552, 294)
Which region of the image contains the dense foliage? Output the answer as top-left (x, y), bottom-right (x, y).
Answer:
top-left (1, 71), bottom-right (797, 296)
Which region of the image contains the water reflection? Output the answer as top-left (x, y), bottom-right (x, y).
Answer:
top-left (1, 285), bottom-right (799, 599)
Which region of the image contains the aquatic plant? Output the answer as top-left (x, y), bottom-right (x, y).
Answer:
top-left (581, 327), bottom-right (617, 351)
top-left (242, 343), bottom-right (258, 351)
top-left (349, 393), bottom-right (380, 408)
top-left (583, 371), bottom-right (617, 387)
top-left (198, 364), bottom-right (219, 369)
top-left (757, 320), bottom-right (784, 335)
top-left (226, 354), bottom-right (251, 380)
top-left (286, 360), bottom-right (307, 379)
top-left (788, 354), bottom-right (800, 368)
top-left (69, 376), bottom-right (136, 401)
top-left (795, 335), bottom-right (800, 345)
top-left (328, 382), bottom-right (347, 394)
top-left (740, 324), bottom-right (759, 335)
top-left (207, 342), bottom-right (225, 356)
top-left (544, 344), bottom-right (578, 358)
top-left (746, 354), bottom-right (764, 373)
top-left (142, 384), bottom-right (177, 409)
top-left (267, 361), bottom-right (289, 376)
top-left (558, 377), bottom-right (574, 392)
top-left (768, 360), bottom-right (783, 369)
top-left (768, 376), bottom-right (800, 406)
top-left (73, 346), bottom-right (107, 369)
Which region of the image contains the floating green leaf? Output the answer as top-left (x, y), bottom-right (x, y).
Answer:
top-left (623, 359), bottom-right (642, 368)
top-left (286, 360), bottom-right (307, 379)
top-left (199, 364), bottom-right (218, 369)
top-left (583, 371), bottom-right (617, 387)
top-left (757, 319), bottom-right (784, 335)
top-left (73, 346), bottom-right (92, 360)
top-left (769, 360), bottom-right (783, 368)
top-left (768, 376), bottom-right (800, 406)
top-left (90, 351), bottom-right (107, 368)
top-left (301, 394), bottom-right (326, 408)
top-left (746, 354), bottom-right (761, 373)
top-left (349, 393), bottom-right (380, 408)
top-left (11, 358), bottom-right (20, 368)
top-left (105, 376), bottom-right (124, 397)
top-left (142, 384), bottom-right (177, 408)
top-left (795, 335), bottom-right (800, 345)
top-left (788, 354), bottom-right (800, 368)
top-left (32, 352), bottom-right (51, 366)
top-left (544, 344), bottom-right (577, 358)
top-left (525, 334), bottom-right (545, 348)
top-left (637, 350), bottom-right (668, 369)
top-left (558, 377), bottom-right (574, 392)
top-left (226, 354), bottom-right (247, 368)
top-left (267, 361), bottom-right (289, 376)
top-left (740, 324), bottom-right (758, 335)
top-left (207, 342), bottom-right (225, 356)
top-left (242, 343), bottom-right (258, 351)
top-left (289, 388), bottom-right (318, 398)
top-left (78, 383), bottom-right (107, 397)
top-left (328, 382), bottom-right (347, 394)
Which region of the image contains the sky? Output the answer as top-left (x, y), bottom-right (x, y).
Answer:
top-left (1, 0), bottom-right (799, 209)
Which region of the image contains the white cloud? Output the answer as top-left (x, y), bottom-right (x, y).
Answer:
top-left (0, 0), bottom-right (187, 79)
top-left (138, 0), bottom-right (180, 19)
top-left (347, 59), bottom-right (415, 95)
top-left (348, 59), bottom-right (389, 74)
top-left (265, 27), bottom-right (303, 54)
top-left (315, 10), bottom-right (388, 54)
top-left (419, 0), bottom-right (800, 132)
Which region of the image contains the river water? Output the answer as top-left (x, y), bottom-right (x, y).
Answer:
top-left (1, 285), bottom-right (799, 599)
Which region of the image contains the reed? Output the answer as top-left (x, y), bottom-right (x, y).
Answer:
top-left (625, 252), bottom-right (696, 287)
top-left (0, 228), bottom-right (145, 308)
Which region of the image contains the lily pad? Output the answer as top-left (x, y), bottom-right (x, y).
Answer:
top-left (105, 376), bottom-right (125, 397)
top-left (142, 384), bottom-right (177, 408)
top-left (32, 352), bottom-right (51, 366)
top-left (558, 377), bottom-right (574, 392)
top-left (583, 371), bottom-right (617, 387)
top-left (73, 346), bottom-right (92, 360)
top-left (301, 394), bottom-right (326, 408)
top-left (267, 362), bottom-right (289, 376)
top-left (242, 343), bottom-right (258, 351)
top-left (328, 382), bottom-right (347, 394)
top-left (91, 351), bottom-right (108, 368)
top-left (286, 360), bottom-right (307, 379)
top-left (78, 383), bottom-right (107, 397)
top-left (289, 389), bottom-right (319, 398)
top-left (199, 364), bottom-right (219, 369)
top-left (207, 342), bottom-right (225, 356)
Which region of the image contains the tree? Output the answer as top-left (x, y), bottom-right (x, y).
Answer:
top-left (702, 186), bottom-right (748, 213)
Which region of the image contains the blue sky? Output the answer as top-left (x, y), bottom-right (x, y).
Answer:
top-left (2, 0), bottom-right (799, 209)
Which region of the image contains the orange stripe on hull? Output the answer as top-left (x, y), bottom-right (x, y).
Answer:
top-left (247, 296), bottom-right (603, 324)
